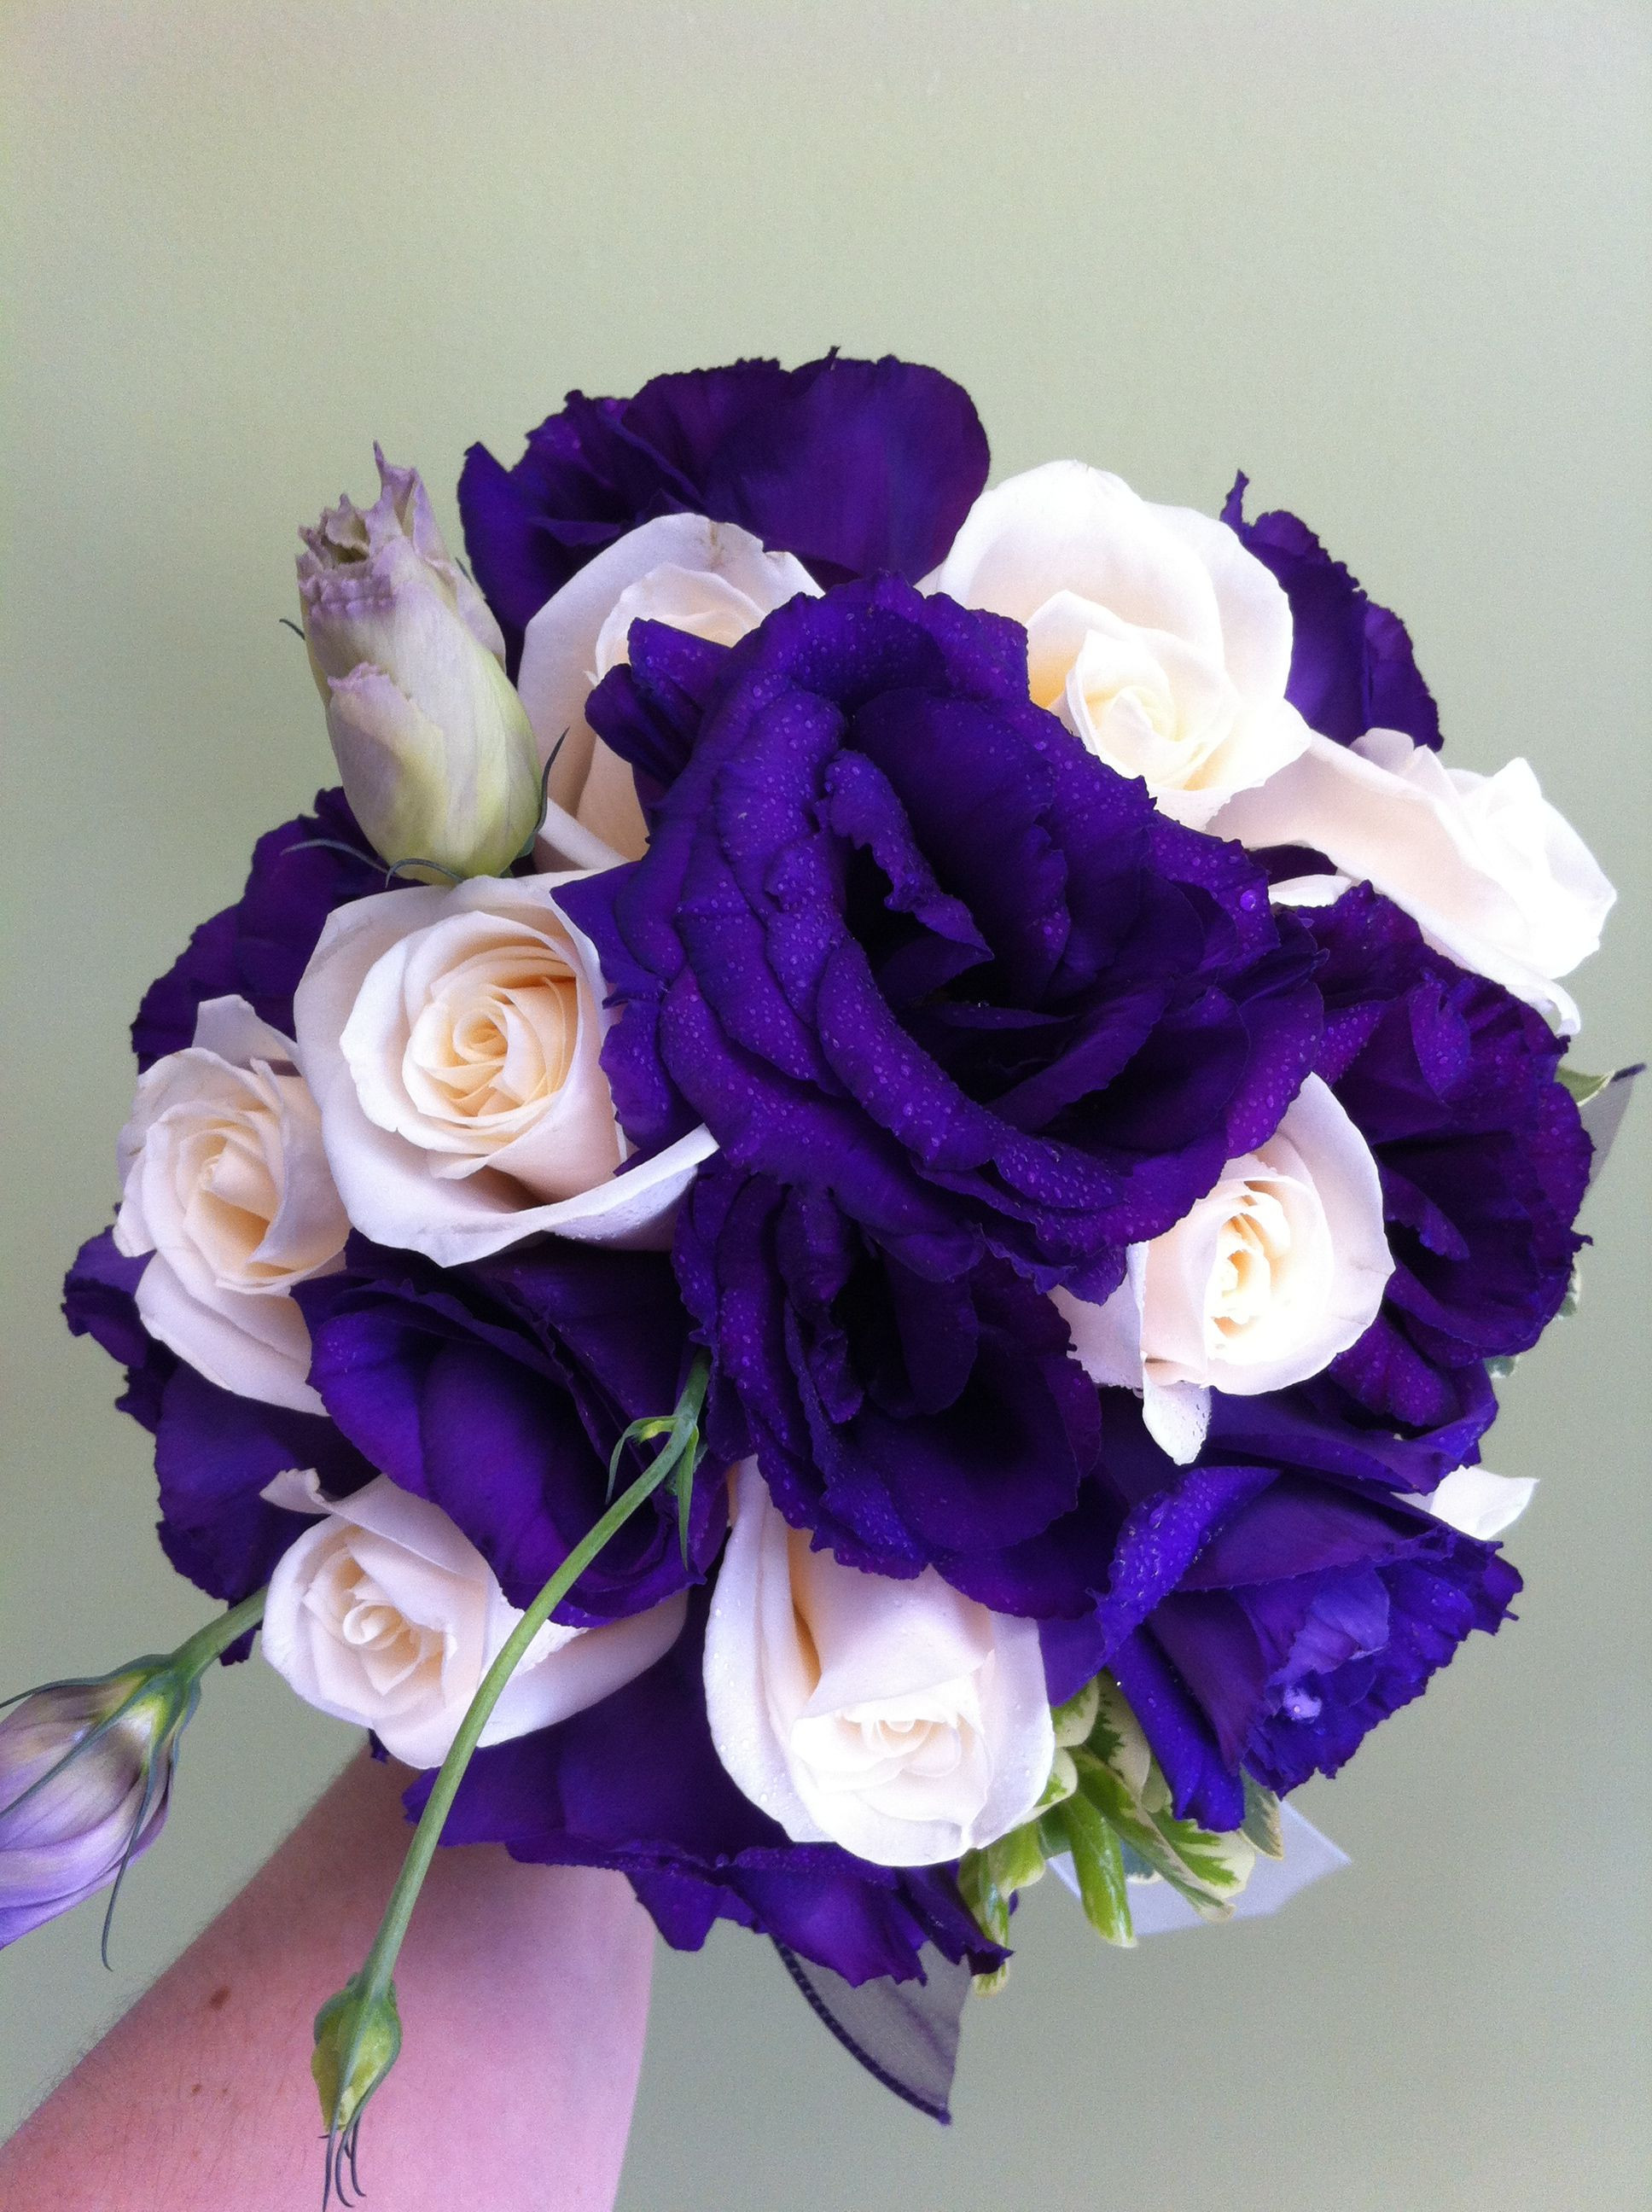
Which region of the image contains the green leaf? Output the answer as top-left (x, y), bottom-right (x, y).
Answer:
top-left (1050, 1676), bottom-right (1102, 1749)
top-left (1036, 1747), bottom-right (1078, 1813)
top-left (1070, 1747), bottom-right (1254, 1920)
top-left (957, 1846), bottom-right (1014, 1950)
top-left (1044, 1795), bottom-right (1135, 1947)
top-left (990, 1819), bottom-right (1050, 1901)
top-left (1087, 1674), bottom-right (1153, 1797)
top-left (1241, 1773), bottom-right (1285, 1859)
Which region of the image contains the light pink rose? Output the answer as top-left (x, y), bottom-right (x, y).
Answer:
top-left (703, 1464), bottom-right (1054, 1868)
top-left (114, 997), bottom-right (348, 1412)
top-left (294, 872), bottom-right (714, 1267)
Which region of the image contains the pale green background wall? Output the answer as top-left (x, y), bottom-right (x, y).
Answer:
top-left (3, 4), bottom-right (1648, 2206)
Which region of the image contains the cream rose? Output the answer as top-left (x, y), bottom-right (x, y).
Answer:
top-left (294, 871), bottom-right (716, 1266)
top-left (1213, 727), bottom-right (1614, 1035)
top-left (924, 460), bottom-right (1309, 827)
top-left (703, 1464), bottom-right (1054, 1868)
top-left (1055, 1076), bottom-right (1393, 1464)
top-left (516, 514), bottom-right (819, 869)
top-left (260, 1470), bottom-right (685, 1769)
top-left (113, 996), bottom-right (348, 1412)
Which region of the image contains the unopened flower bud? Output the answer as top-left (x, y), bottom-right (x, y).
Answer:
top-left (0, 1669), bottom-right (182, 1947)
top-left (313, 1969), bottom-right (403, 2198)
top-left (298, 451), bottom-right (542, 882)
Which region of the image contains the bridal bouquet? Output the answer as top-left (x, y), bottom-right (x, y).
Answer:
top-left (6, 353), bottom-right (1630, 2193)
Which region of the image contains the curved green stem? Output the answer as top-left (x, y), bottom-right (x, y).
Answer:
top-left (355, 1441), bottom-right (692, 2006)
top-left (169, 1588), bottom-right (268, 1679)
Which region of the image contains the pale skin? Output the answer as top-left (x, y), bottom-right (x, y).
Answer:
top-left (0, 1750), bottom-right (655, 2212)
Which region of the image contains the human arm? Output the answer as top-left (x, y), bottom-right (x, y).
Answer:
top-left (0, 1748), bottom-right (654, 2211)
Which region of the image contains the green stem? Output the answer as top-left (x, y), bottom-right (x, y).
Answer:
top-left (353, 1447), bottom-right (687, 2005)
top-left (169, 1589), bottom-right (268, 1680)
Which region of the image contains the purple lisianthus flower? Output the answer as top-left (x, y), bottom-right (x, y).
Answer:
top-left (296, 1237), bottom-right (725, 1622)
top-left (458, 354), bottom-right (991, 673)
top-left (410, 1590), bottom-right (1003, 1988)
top-left (562, 578), bottom-right (1324, 1306)
top-left (1221, 474), bottom-right (1440, 752)
top-left (63, 1231), bottom-right (369, 1607)
top-left (678, 1161), bottom-right (1102, 1608)
top-left (1040, 1390), bottom-right (1520, 1831)
top-left (131, 788), bottom-right (381, 1070)
top-left (1306, 884), bottom-right (1590, 1431)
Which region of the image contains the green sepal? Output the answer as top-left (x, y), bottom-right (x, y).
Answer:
top-left (1043, 1794), bottom-right (1135, 1947)
top-left (1241, 1773), bottom-right (1285, 1859)
top-left (1070, 1748), bottom-right (1255, 1921)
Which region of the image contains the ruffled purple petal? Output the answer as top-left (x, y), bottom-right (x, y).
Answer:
top-left (1051, 1392), bottom-right (1519, 1827)
top-left (131, 789), bottom-right (379, 1068)
top-left (1221, 474), bottom-right (1440, 750)
top-left (460, 354), bottom-right (990, 672)
top-left (561, 575), bottom-right (1323, 1304)
top-left (63, 1231), bottom-right (369, 1607)
top-left (1307, 885), bottom-right (1588, 1429)
top-left (298, 1238), bottom-right (724, 1622)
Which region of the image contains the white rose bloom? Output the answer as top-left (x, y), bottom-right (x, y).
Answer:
top-left (1422, 1464), bottom-right (1536, 1541)
top-left (1213, 727), bottom-right (1615, 1036)
top-left (1055, 1077), bottom-right (1393, 1465)
top-left (923, 460), bottom-right (1310, 828)
top-left (113, 996), bottom-right (348, 1412)
top-left (704, 1464), bottom-right (1054, 1868)
top-left (260, 1470), bottom-right (685, 1769)
top-left (294, 871), bottom-right (715, 1267)
top-left (516, 514), bottom-right (819, 870)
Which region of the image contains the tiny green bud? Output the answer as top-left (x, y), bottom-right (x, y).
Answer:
top-left (312, 1971), bottom-right (402, 2203)
top-left (313, 1971), bottom-right (402, 2135)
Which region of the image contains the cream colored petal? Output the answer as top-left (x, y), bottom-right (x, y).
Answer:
top-left (926, 461), bottom-right (1225, 661)
top-left (517, 513), bottom-right (817, 824)
top-left (133, 1252), bottom-right (322, 1412)
top-left (298, 873), bottom-right (713, 1265)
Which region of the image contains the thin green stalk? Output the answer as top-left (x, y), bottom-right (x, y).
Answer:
top-left (169, 1589), bottom-right (268, 1678)
top-left (355, 1452), bottom-right (682, 2005)
top-left (315, 1354), bottom-right (712, 2203)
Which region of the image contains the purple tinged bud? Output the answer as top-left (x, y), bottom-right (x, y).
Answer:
top-left (297, 451), bottom-right (543, 882)
top-left (0, 1670), bottom-right (181, 1948)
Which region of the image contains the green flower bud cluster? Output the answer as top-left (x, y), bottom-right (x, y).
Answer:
top-left (958, 1674), bottom-right (1283, 1988)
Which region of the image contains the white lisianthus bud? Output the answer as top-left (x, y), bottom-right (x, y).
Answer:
top-left (924, 461), bottom-right (1310, 828)
top-left (1056, 1077), bottom-right (1393, 1464)
top-left (114, 996), bottom-right (348, 1412)
top-left (703, 1463), bottom-right (1055, 1868)
top-left (516, 513), bottom-right (820, 868)
top-left (298, 450), bottom-right (542, 882)
top-left (1213, 727), bottom-right (1615, 1035)
top-left (259, 1471), bottom-right (687, 1770)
